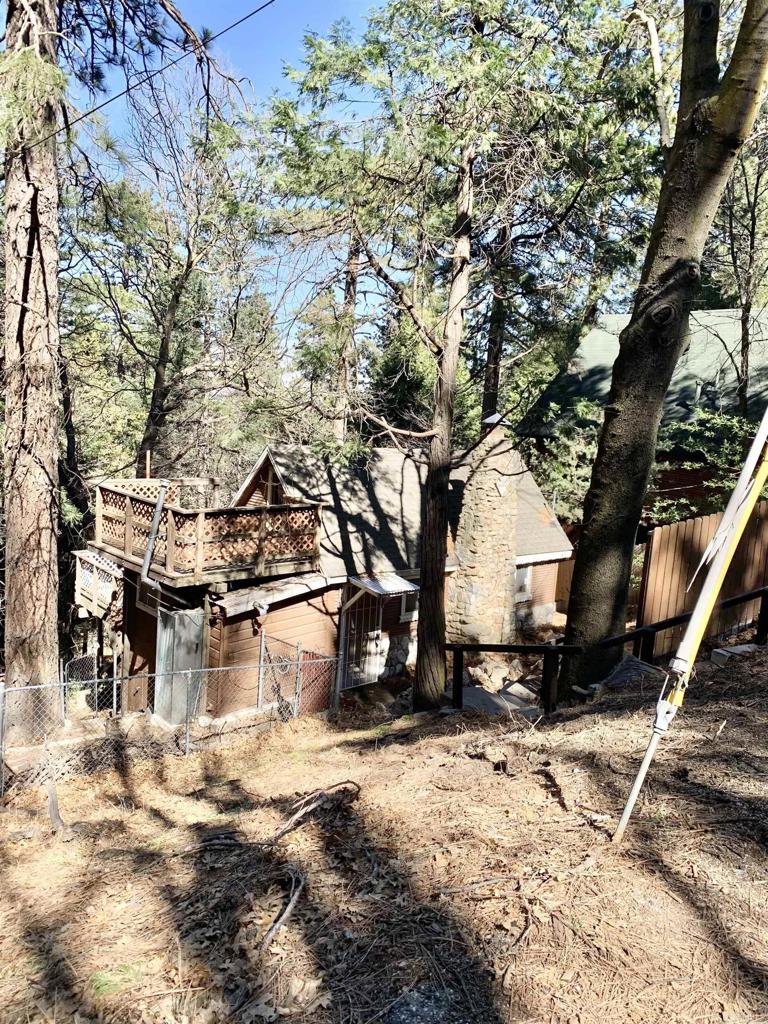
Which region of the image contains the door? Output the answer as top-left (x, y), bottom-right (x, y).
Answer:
top-left (154, 608), bottom-right (205, 725)
top-left (343, 592), bottom-right (384, 689)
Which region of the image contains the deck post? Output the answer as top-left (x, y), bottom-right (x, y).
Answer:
top-left (757, 591), bottom-right (768, 645)
top-left (166, 509), bottom-right (176, 574)
top-left (194, 511), bottom-right (205, 581)
top-left (94, 487), bottom-right (103, 546)
top-left (452, 648), bottom-right (464, 709)
top-left (125, 497), bottom-right (134, 558)
top-left (541, 648), bottom-right (559, 714)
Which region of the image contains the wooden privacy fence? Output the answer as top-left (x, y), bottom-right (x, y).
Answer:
top-left (556, 544), bottom-right (646, 618)
top-left (637, 500), bottom-right (768, 656)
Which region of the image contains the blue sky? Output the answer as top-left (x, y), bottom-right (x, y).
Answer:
top-left (185, 0), bottom-right (368, 100)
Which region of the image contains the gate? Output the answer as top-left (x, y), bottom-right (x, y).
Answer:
top-left (64, 653), bottom-right (98, 684)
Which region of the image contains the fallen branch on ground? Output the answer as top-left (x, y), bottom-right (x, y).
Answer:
top-left (170, 780), bottom-right (361, 857)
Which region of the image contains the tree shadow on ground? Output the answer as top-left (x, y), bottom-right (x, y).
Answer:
top-left (158, 777), bottom-right (515, 1023)
top-left (548, 730), bottom-right (768, 1012)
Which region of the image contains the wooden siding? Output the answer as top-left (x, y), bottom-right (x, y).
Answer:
top-left (240, 461), bottom-right (284, 508)
top-left (208, 616), bottom-right (224, 669)
top-left (259, 587), bottom-right (342, 656)
top-left (637, 501), bottom-right (768, 656)
top-left (123, 574), bottom-right (157, 675)
top-left (216, 585), bottom-right (341, 674)
top-left (531, 562), bottom-right (558, 607)
top-left (555, 546), bottom-right (646, 618)
top-left (121, 572), bottom-right (156, 711)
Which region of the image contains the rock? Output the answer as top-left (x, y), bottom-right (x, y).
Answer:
top-left (484, 661), bottom-right (508, 691)
top-left (506, 657), bottom-right (524, 681)
top-left (711, 643), bottom-right (759, 667)
top-left (467, 665), bottom-right (491, 687)
top-left (197, 714), bottom-right (213, 727)
top-left (480, 743), bottom-right (509, 770)
top-left (504, 680), bottom-right (538, 703)
top-left (600, 654), bottom-right (665, 692)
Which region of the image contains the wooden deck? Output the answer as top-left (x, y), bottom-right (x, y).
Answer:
top-left (90, 483), bottom-right (321, 586)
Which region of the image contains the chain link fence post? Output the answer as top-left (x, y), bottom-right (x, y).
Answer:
top-left (294, 643), bottom-right (303, 717)
top-left (184, 668), bottom-right (194, 756)
top-left (258, 629), bottom-right (266, 708)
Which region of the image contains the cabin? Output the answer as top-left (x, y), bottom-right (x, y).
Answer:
top-left (74, 424), bottom-right (571, 722)
top-left (519, 308), bottom-right (768, 516)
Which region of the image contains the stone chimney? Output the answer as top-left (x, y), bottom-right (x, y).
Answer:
top-left (446, 416), bottom-right (519, 644)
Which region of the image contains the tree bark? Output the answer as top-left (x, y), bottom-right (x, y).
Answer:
top-left (135, 267), bottom-right (189, 475)
top-left (562, 0), bottom-right (768, 691)
top-left (4, 0), bottom-right (61, 698)
top-left (58, 352), bottom-right (92, 663)
top-left (332, 236), bottom-right (360, 443)
top-left (481, 285), bottom-right (506, 421)
top-left (738, 300), bottom-right (751, 416)
top-left (414, 142), bottom-right (474, 709)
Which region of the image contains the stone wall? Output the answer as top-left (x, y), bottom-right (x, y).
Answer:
top-left (446, 426), bottom-right (518, 644)
top-left (382, 630), bottom-right (418, 677)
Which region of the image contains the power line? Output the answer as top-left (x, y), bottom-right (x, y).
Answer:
top-left (36, 0), bottom-right (278, 149)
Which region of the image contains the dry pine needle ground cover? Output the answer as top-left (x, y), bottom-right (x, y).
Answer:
top-left (2, 650), bottom-right (768, 1024)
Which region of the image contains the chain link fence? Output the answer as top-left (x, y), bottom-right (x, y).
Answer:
top-left (0, 638), bottom-right (337, 795)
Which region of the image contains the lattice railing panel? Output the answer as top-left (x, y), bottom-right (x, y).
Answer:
top-left (106, 479), bottom-right (180, 504)
top-left (95, 487), bottom-right (319, 578)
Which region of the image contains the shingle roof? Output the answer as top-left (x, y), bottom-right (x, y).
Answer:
top-left (516, 471), bottom-right (572, 560)
top-left (262, 442), bottom-right (571, 578)
top-left (520, 309), bottom-right (768, 435)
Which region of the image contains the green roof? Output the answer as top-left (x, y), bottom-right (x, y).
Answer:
top-left (521, 309), bottom-right (768, 434)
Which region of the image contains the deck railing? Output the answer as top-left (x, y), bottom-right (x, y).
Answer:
top-left (74, 550), bottom-right (124, 617)
top-left (93, 484), bottom-right (321, 582)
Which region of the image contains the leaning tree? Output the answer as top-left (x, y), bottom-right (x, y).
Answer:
top-left (562, 0), bottom-right (768, 690)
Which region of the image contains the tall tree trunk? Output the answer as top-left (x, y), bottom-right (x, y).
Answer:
top-left (58, 352), bottom-right (92, 662)
top-left (737, 300), bottom-right (751, 416)
top-left (481, 226), bottom-right (509, 421)
top-left (562, 0), bottom-right (768, 691)
top-left (332, 236), bottom-right (360, 443)
top-left (4, 0), bottom-right (61, 695)
top-left (414, 142), bottom-right (474, 709)
top-left (135, 274), bottom-right (187, 476)
top-left (482, 286), bottom-right (506, 421)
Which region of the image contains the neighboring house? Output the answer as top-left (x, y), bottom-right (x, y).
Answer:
top-left (74, 423), bottom-right (571, 722)
top-left (522, 309), bottom-right (768, 437)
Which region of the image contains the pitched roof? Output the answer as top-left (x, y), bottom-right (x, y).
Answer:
top-left (243, 441), bottom-right (570, 578)
top-left (516, 470), bottom-right (573, 562)
top-left (521, 309), bottom-right (768, 435)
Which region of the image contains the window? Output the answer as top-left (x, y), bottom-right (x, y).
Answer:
top-left (515, 565), bottom-right (532, 603)
top-left (400, 590), bottom-right (419, 622)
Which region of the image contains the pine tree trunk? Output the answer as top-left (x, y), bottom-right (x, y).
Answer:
top-left (481, 287), bottom-right (506, 421)
top-left (135, 275), bottom-right (187, 475)
top-left (561, 0), bottom-right (768, 691)
top-left (58, 352), bottom-right (92, 663)
top-left (4, 0), bottom-right (61, 703)
top-left (332, 237), bottom-right (360, 443)
top-left (737, 301), bottom-right (751, 416)
top-left (481, 226), bottom-right (509, 421)
top-left (414, 143), bottom-right (474, 709)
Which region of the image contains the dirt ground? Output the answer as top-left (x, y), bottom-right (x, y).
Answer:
top-left (2, 649), bottom-right (768, 1024)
